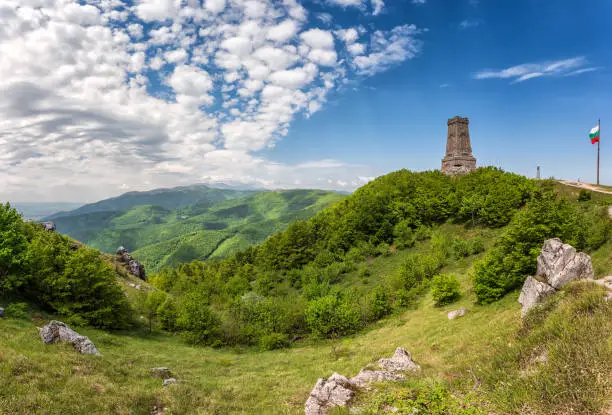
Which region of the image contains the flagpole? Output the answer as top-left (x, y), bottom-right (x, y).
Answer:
top-left (597, 118), bottom-right (600, 185)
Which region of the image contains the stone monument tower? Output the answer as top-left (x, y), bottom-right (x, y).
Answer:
top-left (441, 116), bottom-right (477, 175)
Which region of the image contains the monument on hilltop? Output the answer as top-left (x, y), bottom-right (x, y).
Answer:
top-left (441, 116), bottom-right (477, 175)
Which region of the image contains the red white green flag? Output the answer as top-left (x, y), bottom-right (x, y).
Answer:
top-left (589, 125), bottom-right (600, 144)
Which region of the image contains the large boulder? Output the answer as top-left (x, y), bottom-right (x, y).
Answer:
top-left (378, 347), bottom-right (421, 373)
top-left (535, 238), bottom-right (594, 289)
top-left (39, 320), bottom-right (100, 355)
top-left (349, 368), bottom-right (405, 388)
top-left (518, 277), bottom-right (556, 317)
top-left (305, 373), bottom-right (354, 415)
top-left (519, 239), bottom-right (594, 316)
top-left (447, 308), bottom-right (468, 320)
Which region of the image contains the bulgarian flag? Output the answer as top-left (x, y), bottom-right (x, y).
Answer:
top-left (589, 124), bottom-right (600, 144)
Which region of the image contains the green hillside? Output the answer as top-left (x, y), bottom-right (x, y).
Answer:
top-left (0, 222), bottom-right (609, 414)
top-left (47, 188), bottom-right (345, 272)
top-left (1, 168), bottom-right (610, 414)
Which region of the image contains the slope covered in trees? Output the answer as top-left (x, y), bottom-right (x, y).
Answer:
top-left (0, 203), bottom-right (132, 328)
top-left (147, 168), bottom-right (611, 348)
top-left (45, 188), bottom-right (345, 272)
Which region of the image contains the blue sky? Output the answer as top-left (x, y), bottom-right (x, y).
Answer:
top-left (267, 0), bottom-right (612, 183)
top-left (0, 0), bottom-right (610, 202)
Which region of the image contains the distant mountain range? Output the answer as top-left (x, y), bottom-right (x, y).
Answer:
top-left (10, 203), bottom-right (84, 220)
top-left (42, 184), bottom-right (346, 273)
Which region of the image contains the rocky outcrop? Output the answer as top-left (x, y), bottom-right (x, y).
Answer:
top-left (39, 321), bottom-right (100, 355)
top-left (378, 347), bottom-right (421, 373)
top-left (305, 348), bottom-right (420, 415)
top-left (116, 246), bottom-right (146, 280)
top-left (349, 368), bottom-right (405, 388)
top-left (519, 239), bottom-right (594, 316)
top-left (305, 373), bottom-right (355, 415)
top-left (518, 276), bottom-right (557, 316)
top-left (447, 308), bottom-right (467, 320)
top-left (41, 221), bottom-right (56, 232)
top-left (535, 238), bottom-right (593, 289)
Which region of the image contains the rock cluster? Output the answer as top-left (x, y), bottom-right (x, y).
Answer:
top-left (116, 246), bottom-right (146, 280)
top-left (39, 320), bottom-right (100, 355)
top-left (519, 238), bottom-right (594, 316)
top-left (447, 308), bottom-right (467, 320)
top-left (305, 347), bottom-right (420, 415)
top-left (41, 221), bottom-right (56, 232)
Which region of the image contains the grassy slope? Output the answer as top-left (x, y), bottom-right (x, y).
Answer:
top-left (3, 224), bottom-right (608, 415)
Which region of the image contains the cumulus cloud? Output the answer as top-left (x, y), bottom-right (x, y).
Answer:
top-left (353, 25), bottom-right (422, 75)
top-left (474, 57), bottom-right (598, 83)
top-left (0, 0), bottom-right (422, 202)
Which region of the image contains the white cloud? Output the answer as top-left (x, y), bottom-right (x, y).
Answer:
top-left (136, 0), bottom-right (180, 21)
top-left (353, 25), bottom-right (422, 75)
top-left (300, 28), bottom-right (335, 49)
top-left (127, 24), bottom-right (144, 39)
top-left (327, 0), bottom-right (364, 10)
top-left (412, 0), bottom-right (426, 3)
top-left (204, 0), bottom-right (227, 14)
top-left (164, 48), bottom-right (188, 64)
top-left (474, 57), bottom-right (596, 83)
top-left (0, 0), bottom-right (421, 202)
top-left (371, 0), bottom-right (384, 15)
top-left (267, 19), bottom-right (299, 43)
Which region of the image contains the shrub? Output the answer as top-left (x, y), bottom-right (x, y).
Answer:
top-left (577, 189), bottom-right (592, 201)
top-left (305, 294), bottom-right (361, 338)
top-left (4, 302), bottom-right (29, 319)
top-left (157, 297), bottom-right (178, 331)
top-left (177, 291), bottom-right (220, 345)
top-left (0, 203), bottom-right (29, 293)
top-left (431, 274), bottom-right (460, 306)
top-left (259, 333), bottom-right (290, 350)
top-left (452, 238), bottom-right (471, 259)
top-left (366, 285), bottom-right (391, 321)
top-left (470, 235), bottom-right (485, 255)
top-left (397, 253), bottom-right (444, 291)
top-left (393, 220), bottom-right (416, 249)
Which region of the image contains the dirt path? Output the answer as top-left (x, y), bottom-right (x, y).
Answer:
top-left (557, 180), bottom-right (612, 195)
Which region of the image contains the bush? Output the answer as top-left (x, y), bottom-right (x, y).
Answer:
top-left (577, 189), bottom-right (592, 201)
top-left (396, 253), bottom-right (444, 291)
top-left (452, 238), bottom-right (471, 259)
top-left (366, 285), bottom-right (391, 321)
top-left (306, 294), bottom-right (361, 338)
top-left (431, 274), bottom-right (460, 306)
top-left (259, 333), bottom-right (291, 350)
top-left (470, 236), bottom-right (485, 255)
top-left (177, 291), bottom-right (220, 345)
top-left (4, 302), bottom-right (29, 319)
top-left (0, 203), bottom-right (29, 293)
